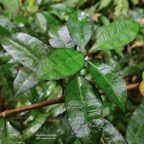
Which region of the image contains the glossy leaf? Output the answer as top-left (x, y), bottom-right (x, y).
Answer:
top-left (89, 20), bottom-right (139, 53)
top-left (14, 68), bottom-right (38, 96)
top-left (102, 119), bottom-right (126, 144)
top-left (49, 26), bottom-right (75, 48)
top-left (36, 48), bottom-right (84, 80)
top-left (65, 76), bottom-right (103, 144)
top-left (1, 33), bottom-right (49, 71)
top-left (68, 10), bottom-right (92, 53)
top-left (22, 110), bottom-right (48, 140)
top-left (88, 61), bottom-right (127, 111)
top-left (22, 81), bottom-right (63, 140)
top-left (126, 104), bottom-right (144, 144)
top-left (0, 119), bottom-right (24, 144)
top-left (0, 16), bottom-right (14, 31)
top-left (36, 13), bottom-right (47, 32)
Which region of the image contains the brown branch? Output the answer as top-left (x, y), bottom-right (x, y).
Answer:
top-left (98, 83), bottom-right (139, 94)
top-left (0, 97), bottom-right (64, 118)
top-left (0, 83), bottom-right (139, 118)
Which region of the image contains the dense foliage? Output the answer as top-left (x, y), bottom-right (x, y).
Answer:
top-left (0, 0), bottom-right (144, 144)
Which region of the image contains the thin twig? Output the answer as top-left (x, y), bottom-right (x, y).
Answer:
top-left (98, 83), bottom-right (139, 94)
top-left (0, 97), bottom-right (64, 118)
top-left (0, 83), bottom-right (139, 118)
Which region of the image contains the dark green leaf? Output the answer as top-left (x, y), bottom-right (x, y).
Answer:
top-left (0, 119), bottom-right (24, 144)
top-left (126, 104), bottom-right (144, 144)
top-left (1, 33), bottom-right (49, 71)
top-left (68, 10), bottom-right (92, 53)
top-left (30, 117), bottom-right (75, 144)
top-left (89, 20), bottom-right (139, 53)
top-left (49, 26), bottom-right (75, 48)
top-left (102, 119), bottom-right (126, 144)
top-left (36, 48), bottom-right (84, 80)
top-left (14, 68), bottom-right (38, 96)
top-left (88, 61), bottom-right (127, 111)
top-left (65, 75), bottom-right (103, 144)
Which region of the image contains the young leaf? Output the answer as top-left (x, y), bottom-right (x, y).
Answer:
top-left (14, 68), bottom-right (38, 96)
top-left (36, 48), bottom-right (84, 80)
top-left (49, 26), bottom-right (75, 48)
top-left (126, 104), bottom-right (144, 144)
top-left (88, 61), bottom-right (127, 112)
top-left (89, 20), bottom-right (139, 54)
top-left (65, 76), bottom-right (103, 144)
top-left (0, 33), bottom-right (49, 71)
top-left (68, 10), bottom-right (92, 53)
top-left (102, 119), bottom-right (127, 144)
top-left (0, 119), bottom-right (24, 143)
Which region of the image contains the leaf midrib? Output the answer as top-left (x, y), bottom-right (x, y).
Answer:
top-left (88, 62), bottom-right (122, 108)
top-left (77, 76), bottom-right (88, 125)
top-left (90, 21), bottom-right (138, 53)
top-left (37, 53), bottom-right (84, 78)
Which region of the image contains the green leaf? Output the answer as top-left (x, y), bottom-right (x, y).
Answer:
top-left (1, 33), bottom-right (49, 71)
top-left (89, 20), bottom-right (139, 54)
top-left (99, 0), bottom-right (112, 9)
top-left (49, 26), bottom-right (75, 48)
top-left (22, 110), bottom-right (48, 140)
top-left (36, 13), bottom-right (47, 32)
top-left (68, 10), bottom-right (92, 53)
top-left (0, 0), bottom-right (19, 18)
top-left (131, 0), bottom-right (139, 5)
top-left (126, 104), bottom-right (144, 144)
top-left (36, 48), bottom-right (84, 80)
top-left (65, 75), bottom-right (103, 144)
top-left (102, 119), bottom-right (126, 144)
top-left (114, 0), bottom-right (129, 16)
top-left (0, 119), bottom-right (24, 144)
top-left (30, 117), bottom-right (75, 144)
top-left (0, 16), bottom-right (14, 31)
top-left (0, 16), bottom-right (15, 37)
top-left (14, 67), bottom-right (38, 96)
top-left (88, 61), bottom-right (127, 112)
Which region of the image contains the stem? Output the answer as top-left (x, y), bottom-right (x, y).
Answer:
top-left (98, 83), bottom-right (140, 94)
top-left (0, 83), bottom-right (139, 118)
top-left (0, 97), bottom-right (64, 118)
